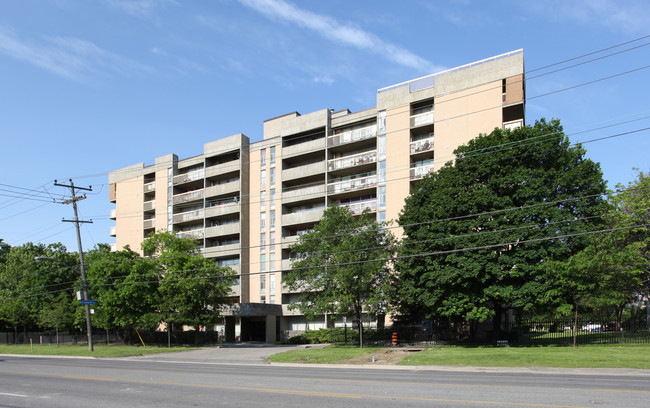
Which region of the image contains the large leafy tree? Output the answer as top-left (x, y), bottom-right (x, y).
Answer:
top-left (141, 231), bottom-right (236, 337)
top-left (0, 243), bottom-right (78, 334)
top-left (395, 119), bottom-right (609, 330)
top-left (285, 204), bottom-right (397, 347)
top-left (84, 244), bottom-right (160, 339)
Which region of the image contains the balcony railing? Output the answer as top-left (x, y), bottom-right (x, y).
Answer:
top-left (283, 138), bottom-right (326, 158)
top-left (177, 229), bottom-right (204, 240)
top-left (410, 109), bottom-right (434, 127)
top-left (205, 222), bottom-right (240, 238)
top-left (205, 180), bottom-right (239, 198)
top-left (341, 200), bottom-right (377, 215)
top-left (327, 174), bottom-right (377, 195)
top-left (172, 209), bottom-right (205, 224)
top-left (282, 207), bottom-right (325, 226)
top-left (328, 150), bottom-right (377, 171)
top-left (173, 168), bottom-right (204, 185)
top-left (282, 184), bottom-right (326, 204)
top-left (143, 200), bottom-right (155, 212)
top-left (172, 189), bottom-right (204, 205)
top-left (410, 164), bottom-right (434, 180)
top-left (110, 244), bottom-right (117, 252)
top-left (328, 124), bottom-right (377, 146)
top-left (205, 201), bottom-right (240, 218)
top-left (143, 218), bottom-right (155, 229)
top-left (109, 226), bottom-right (116, 237)
top-left (282, 161), bottom-right (326, 181)
top-left (503, 119), bottom-right (523, 131)
top-left (110, 209), bottom-right (116, 219)
top-left (144, 181), bottom-right (155, 193)
top-left (410, 137), bottom-right (434, 154)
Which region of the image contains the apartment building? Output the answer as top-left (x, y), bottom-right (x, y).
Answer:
top-left (109, 50), bottom-right (525, 342)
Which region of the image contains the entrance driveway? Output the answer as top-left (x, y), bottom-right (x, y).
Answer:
top-left (120, 344), bottom-right (324, 365)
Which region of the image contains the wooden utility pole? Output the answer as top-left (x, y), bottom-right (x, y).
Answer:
top-left (54, 179), bottom-right (94, 351)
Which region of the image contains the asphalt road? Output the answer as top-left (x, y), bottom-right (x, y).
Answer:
top-left (1, 349), bottom-right (649, 407)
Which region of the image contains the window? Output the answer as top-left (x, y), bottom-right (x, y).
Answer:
top-left (260, 254), bottom-right (266, 273)
top-left (260, 232), bottom-right (266, 250)
top-left (260, 212), bottom-right (266, 230)
top-left (261, 169), bottom-right (267, 186)
top-left (270, 167), bottom-right (276, 186)
top-left (270, 189), bottom-right (275, 208)
top-left (270, 210), bottom-right (275, 229)
top-left (378, 135), bottom-right (386, 161)
top-left (379, 186), bottom-right (386, 209)
top-left (261, 148), bottom-right (266, 166)
top-left (269, 252), bottom-right (275, 272)
top-left (270, 231), bottom-right (275, 250)
top-left (269, 295), bottom-right (275, 304)
top-left (260, 190), bottom-right (266, 210)
top-left (379, 161), bottom-right (386, 183)
top-left (260, 295), bottom-right (266, 304)
top-left (270, 146), bottom-right (276, 165)
top-left (270, 273), bottom-right (276, 294)
top-left (378, 211), bottom-right (386, 222)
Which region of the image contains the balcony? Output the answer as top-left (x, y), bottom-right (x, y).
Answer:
top-left (281, 184), bottom-right (326, 204)
top-left (205, 202), bottom-right (240, 218)
top-left (176, 229), bottom-right (204, 240)
top-left (410, 137), bottom-right (434, 154)
top-left (172, 189), bottom-right (204, 205)
top-left (110, 244), bottom-right (117, 252)
top-left (109, 226), bottom-right (116, 237)
top-left (282, 207), bottom-right (325, 226)
top-left (503, 119), bottom-right (523, 131)
top-left (410, 164), bottom-right (434, 180)
top-left (205, 222), bottom-right (240, 238)
top-left (327, 150), bottom-right (377, 172)
top-left (203, 243), bottom-right (240, 258)
top-left (328, 174), bottom-right (377, 195)
top-left (341, 200), bottom-right (377, 215)
top-left (282, 161), bottom-right (326, 182)
top-left (205, 180), bottom-right (239, 198)
top-left (173, 168), bottom-right (204, 185)
top-left (281, 258), bottom-right (293, 271)
top-left (281, 234), bottom-right (300, 249)
top-left (144, 181), bottom-right (155, 193)
top-left (172, 209), bottom-right (205, 224)
top-left (143, 200), bottom-right (155, 212)
top-left (143, 218), bottom-right (155, 229)
top-left (410, 109), bottom-right (434, 128)
top-left (283, 138), bottom-right (326, 158)
top-left (205, 162), bottom-right (240, 179)
top-left (328, 124), bottom-right (377, 147)
top-left (110, 209), bottom-right (116, 220)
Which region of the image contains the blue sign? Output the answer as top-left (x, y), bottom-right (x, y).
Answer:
top-left (80, 300), bottom-right (96, 305)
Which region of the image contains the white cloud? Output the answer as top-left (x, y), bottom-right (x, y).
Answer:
top-left (313, 75), bottom-right (335, 85)
top-left (238, 0), bottom-right (443, 73)
top-left (0, 26), bottom-right (151, 81)
top-left (104, 0), bottom-right (178, 18)
top-left (530, 0), bottom-right (650, 36)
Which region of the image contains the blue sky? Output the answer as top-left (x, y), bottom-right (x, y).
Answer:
top-left (1, 0), bottom-right (649, 252)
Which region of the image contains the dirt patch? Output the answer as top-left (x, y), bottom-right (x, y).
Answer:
top-left (339, 348), bottom-right (417, 365)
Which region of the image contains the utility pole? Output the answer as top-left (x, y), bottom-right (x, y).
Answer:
top-left (54, 179), bottom-right (94, 351)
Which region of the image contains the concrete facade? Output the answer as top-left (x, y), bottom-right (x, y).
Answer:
top-left (109, 50), bottom-right (525, 342)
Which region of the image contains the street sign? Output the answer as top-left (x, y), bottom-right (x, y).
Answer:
top-left (80, 300), bottom-right (96, 305)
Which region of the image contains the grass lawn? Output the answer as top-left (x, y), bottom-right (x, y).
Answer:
top-left (269, 344), bottom-right (650, 369)
top-left (268, 345), bottom-right (385, 364)
top-left (0, 344), bottom-right (197, 357)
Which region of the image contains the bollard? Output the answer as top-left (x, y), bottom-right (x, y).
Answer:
top-left (392, 332), bottom-right (398, 347)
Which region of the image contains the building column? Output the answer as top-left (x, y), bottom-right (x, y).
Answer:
top-left (265, 315), bottom-right (276, 343)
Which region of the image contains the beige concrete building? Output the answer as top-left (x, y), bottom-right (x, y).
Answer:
top-left (109, 50), bottom-right (525, 342)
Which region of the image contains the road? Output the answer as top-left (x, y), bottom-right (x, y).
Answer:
top-left (1, 352), bottom-right (649, 407)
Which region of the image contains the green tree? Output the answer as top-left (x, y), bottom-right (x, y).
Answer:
top-left (84, 244), bottom-right (160, 341)
top-left (37, 292), bottom-right (76, 346)
top-left (395, 119), bottom-right (609, 334)
top-left (141, 231), bottom-right (236, 341)
top-left (285, 204), bottom-right (397, 347)
top-left (0, 238), bottom-right (10, 266)
top-left (0, 243), bottom-right (78, 335)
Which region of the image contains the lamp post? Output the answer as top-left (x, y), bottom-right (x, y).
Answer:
top-left (35, 256), bottom-right (94, 351)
